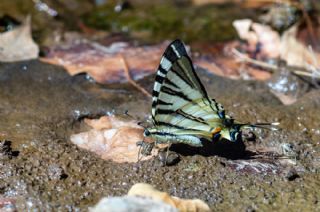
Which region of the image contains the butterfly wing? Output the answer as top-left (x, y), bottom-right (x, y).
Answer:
top-left (151, 40), bottom-right (225, 135)
top-left (152, 40), bottom-right (208, 119)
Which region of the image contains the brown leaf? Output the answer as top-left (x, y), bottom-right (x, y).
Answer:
top-left (41, 41), bottom-right (166, 84)
top-left (70, 116), bottom-right (156, 163)
top-left (233, 19), bottom-right (281, 58)
top-left (128, 183), bottom-right (211, 212)
top-left (280, 23), bottom-right (320, 70)
top-left (0, 16), bottom-right (39, 62)
top-left (41, 35), bottom-right (276, 83)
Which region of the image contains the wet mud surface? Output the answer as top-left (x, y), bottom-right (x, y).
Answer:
top-left (0, 60), bottom-right (319, 211)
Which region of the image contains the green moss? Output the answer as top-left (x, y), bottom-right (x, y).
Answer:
top-left (82, 2), bottom-right (253, 43)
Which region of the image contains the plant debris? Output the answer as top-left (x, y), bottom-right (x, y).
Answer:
top-left (0, 16), bottom-right (39, 62)
top-left (128, 183), bottom-right (211, 212)
top-left (70, 115), bottom-right (156, 163)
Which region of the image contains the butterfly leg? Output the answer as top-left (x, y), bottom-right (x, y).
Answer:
top-left (136, 140), bottom-right (155, 162)
top-left (164, 143), bottom-right (172, 166)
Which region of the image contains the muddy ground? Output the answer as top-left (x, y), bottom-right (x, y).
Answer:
top-left (0, 60), bottom-right (319, 211)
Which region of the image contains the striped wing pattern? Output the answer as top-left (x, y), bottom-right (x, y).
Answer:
top-left (151, 40), bottom-right (225, 139)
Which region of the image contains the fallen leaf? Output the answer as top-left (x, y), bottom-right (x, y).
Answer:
top-left (128, 183), bottom-right (211, 212)
top-left (42, 37), bottom-right (271, 84)
top-left (195, 42), bottom-right (272, 80)
top-left (233, 18), bottom-right (320, 81)
top-left (233, 19), bottom-right (281, 58)
top-left (84, 115), bottom-right (139, 130)
top-left (74, 117), bottom-right (147, 162)
top-left (70, 115), bottom-right (156, 163)
top-left (0, 16), bottom-right (39, 62)
top-left (280, 23), bottom-right (320, 70)
top-left (41, 40), bottom-right (166, 84)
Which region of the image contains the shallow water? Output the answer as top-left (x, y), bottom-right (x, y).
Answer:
top-left (0, 60), bottom-right (319, 211)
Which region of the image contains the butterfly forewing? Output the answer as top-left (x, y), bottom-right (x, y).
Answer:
top-left (147, 39), bottom-right (228, 143)
top-left (151, 40), bottom-right (208, 120)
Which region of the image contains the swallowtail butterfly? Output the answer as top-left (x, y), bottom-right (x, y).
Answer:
top-left (139, 40), bottom-right (278, 156)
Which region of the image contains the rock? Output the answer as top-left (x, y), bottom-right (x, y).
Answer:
top-left (0, 16), bottom-right (39, 62)
top-left (128, 183), bottom-right (211, 212)
top-left (89, 196), bottom-right (177, 212)
top-left (284, 169), bottom-right (300, 181)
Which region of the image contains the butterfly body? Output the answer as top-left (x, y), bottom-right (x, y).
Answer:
top-left (140, 39), bottom-right (278, 155)
top-left (145, 97), bottom-right (241, 146)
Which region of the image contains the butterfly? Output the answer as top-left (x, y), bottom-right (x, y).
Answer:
top-left (138, 39), bottom-right (278, 156)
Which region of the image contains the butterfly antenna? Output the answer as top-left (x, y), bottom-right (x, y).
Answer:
top-left (165, 143), bottom-right (172, 166)
top-left (137, 121), bottom-right (149, 130)
top-left (124, 110), bottom-right (149, 129)
top-left (124, 110), bottom-right (135, 119)
top-left (241, 122), bottom-right (280, 131)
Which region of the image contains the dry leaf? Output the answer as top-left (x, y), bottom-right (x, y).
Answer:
top-left (41, 41), bottom-right (166, 84)
top-left (128, 183), bottom-right (211, 212)
top-left (233, 19), bottom-right (281, 58)
top-left (280, 23), bottom-right (320, 70)
top-left (70, 116), bottom-right (156, 163)
top-left (41, 38), bottom-right (269, 83)
top-left (0, 16), bottom-right (39, 62)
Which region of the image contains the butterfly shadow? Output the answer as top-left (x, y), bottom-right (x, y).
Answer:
top-left (170, 139), bottom-right (257, 160)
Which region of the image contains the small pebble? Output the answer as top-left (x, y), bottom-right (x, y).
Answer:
top-left (284, 169), bottom-right (300, 181)
top-left (158, 150), bottom-right (180, 166)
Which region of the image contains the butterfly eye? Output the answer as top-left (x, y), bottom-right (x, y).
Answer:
top-left (144, 129), bottom-right (151, 137)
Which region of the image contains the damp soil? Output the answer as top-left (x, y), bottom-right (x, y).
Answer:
top-left (0, 60), bottom-right (319, 211)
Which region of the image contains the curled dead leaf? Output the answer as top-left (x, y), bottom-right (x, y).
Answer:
top-left (280, 23), bottom-right (320, 70)
top-left (0, 16), bottom-right (39, 62)
top-left (128, 183), bottom-right (211, 212)
top-left (70, 115), bottom-right (156, 163)
top-left (233, 19), bottom-right (281, 58)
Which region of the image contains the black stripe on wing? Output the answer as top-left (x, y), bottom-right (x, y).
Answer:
top-left (163, 40), bottom-right (188, 63)
top-left (151, 39), bottom-right (209, 120)
top-left (176, 109), bottom-right (208, 125)
top-left (156, 121), bottom-right (201, 131)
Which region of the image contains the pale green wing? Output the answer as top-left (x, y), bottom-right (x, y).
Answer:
top-left (152, 40), bottom-right (225, 131)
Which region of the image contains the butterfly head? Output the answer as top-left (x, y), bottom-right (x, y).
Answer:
top-left (143, 128), bottom-right (151, 137)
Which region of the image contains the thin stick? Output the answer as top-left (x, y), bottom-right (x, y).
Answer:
top-left (232, 48), bottom-right (277, 71)
top-left (232, 48), bottom-right (320, 79)
top-left (120, 55), bottom-right (152, 98)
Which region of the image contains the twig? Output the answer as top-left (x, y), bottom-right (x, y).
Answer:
top-left (232, 48), bottom-right (320, 79)
top-left (232, 48), bottom-right (277, 72)
top-left (120, 55), bottom-right (152, 98)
